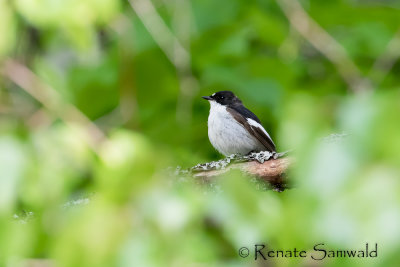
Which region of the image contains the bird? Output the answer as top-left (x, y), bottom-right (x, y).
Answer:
top-left (202, 91), bottom-right (276, 156)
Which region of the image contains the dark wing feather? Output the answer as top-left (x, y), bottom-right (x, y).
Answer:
top-left (229, 104), bottom-right (261, 123)
top-left (227, 106), bottom-right (276, 152)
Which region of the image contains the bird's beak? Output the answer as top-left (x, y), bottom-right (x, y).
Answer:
top-left (202, 96), bottom-right (213, 101)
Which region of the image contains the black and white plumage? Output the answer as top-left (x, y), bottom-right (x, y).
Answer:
top-left (202, 91), bottom-right (276, 156)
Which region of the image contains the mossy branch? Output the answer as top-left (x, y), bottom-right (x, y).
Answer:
top-left (192, 156), bottom-right (292, 183)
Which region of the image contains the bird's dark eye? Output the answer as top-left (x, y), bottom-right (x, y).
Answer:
top-left (220, 96), bottom-right (224, 99)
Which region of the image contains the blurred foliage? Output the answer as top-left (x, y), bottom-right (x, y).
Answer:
top-left (1, 0), bottom-right (400, 266)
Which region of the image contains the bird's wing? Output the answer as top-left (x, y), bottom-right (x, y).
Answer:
top-left (227, 106), bottom-right (276, 152)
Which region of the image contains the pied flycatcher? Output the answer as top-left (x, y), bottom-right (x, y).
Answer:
top-left (202, 91), bottom-right (276, 156)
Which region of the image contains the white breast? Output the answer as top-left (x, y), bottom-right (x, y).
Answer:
top-left (207, 101), bottom-right (265, 156)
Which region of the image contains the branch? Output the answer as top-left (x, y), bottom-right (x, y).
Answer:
top-left (276, 0), bottom-right (371, 93)
top-left (369, 28), bottom-right (400, 85)
top-left (128, 0), bottom-right (189, 68)
top-left (1, 59), bottom-right (106, 151)
top-left (128, 0), bottom-right (199, 124)
top-left (175, 151), bottom-right (292, 190)
top-left (193, 157), bottom-right (292, 184)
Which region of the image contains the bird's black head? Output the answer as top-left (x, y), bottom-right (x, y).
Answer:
top-left (202, 91), bottom-right (242, 106)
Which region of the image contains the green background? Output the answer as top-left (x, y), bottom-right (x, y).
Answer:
top-left (1, 0), bottom-right (400, 266)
